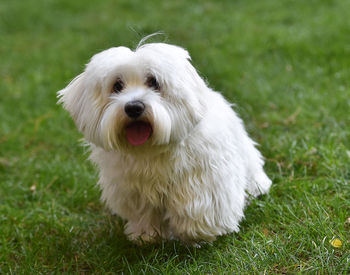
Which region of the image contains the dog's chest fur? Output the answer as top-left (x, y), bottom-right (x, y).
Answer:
top-left (91, 145), bottom-right (185, 206)
top-left (89, 136), bottom-right (242, 220)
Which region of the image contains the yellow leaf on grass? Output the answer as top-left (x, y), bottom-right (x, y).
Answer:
top-left (30, 183), bottom-right (37, 192)
top-left (330, 238), bottom-right (342, 248)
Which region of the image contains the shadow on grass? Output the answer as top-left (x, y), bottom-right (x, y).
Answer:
top-left (68, 197), bottom-right (271, 273)
top-left (2, 194), bottom-right (271, 273)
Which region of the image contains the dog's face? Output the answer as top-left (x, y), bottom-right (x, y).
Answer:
top-left (58, 43), bottom-right (207, 153)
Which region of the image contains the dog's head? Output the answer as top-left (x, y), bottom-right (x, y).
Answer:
top-left (58, 43), bottom-right (208, 153)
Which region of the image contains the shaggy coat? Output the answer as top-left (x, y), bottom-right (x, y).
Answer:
top-left (58, 43), bottom-right (271, 244)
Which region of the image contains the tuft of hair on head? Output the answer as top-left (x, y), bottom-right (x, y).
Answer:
top-left (136, 32), bottom-right (166, 50)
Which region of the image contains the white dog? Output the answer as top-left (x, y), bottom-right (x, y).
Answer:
top-left (58, 42), bottom-right (271, 244)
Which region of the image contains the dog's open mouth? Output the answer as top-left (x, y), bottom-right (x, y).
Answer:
top-left (126, 121), bottom-right (152, 146)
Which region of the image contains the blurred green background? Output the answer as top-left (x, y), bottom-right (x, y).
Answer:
top-left (0, 0), bottom-right (349, 273)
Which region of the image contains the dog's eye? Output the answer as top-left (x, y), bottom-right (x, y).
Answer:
top-left (113, 79), bottom-right (124, 93)
top-left (146, 76), bottom-right (160, 90)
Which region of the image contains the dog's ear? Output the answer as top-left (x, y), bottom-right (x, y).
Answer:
top-left (57, 72), bottom-right (87, 129)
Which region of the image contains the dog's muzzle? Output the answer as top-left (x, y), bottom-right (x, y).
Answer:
top-left (124, 100), bottom-right (152, 146)
top-left (124, 100), bottom-right (145, 119)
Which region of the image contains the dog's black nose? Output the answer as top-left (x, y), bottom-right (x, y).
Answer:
top-left (124, 100), bottom-right (145, 119)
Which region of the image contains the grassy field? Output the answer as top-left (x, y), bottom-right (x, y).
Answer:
top-left (1, 0), bottom-right (349, 273)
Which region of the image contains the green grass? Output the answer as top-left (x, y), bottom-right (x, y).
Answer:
top-left (1, 0), bottom-right (349, 273)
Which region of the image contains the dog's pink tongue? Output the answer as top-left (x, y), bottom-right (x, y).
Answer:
top-left (126, 121), bottom-right (152, 146)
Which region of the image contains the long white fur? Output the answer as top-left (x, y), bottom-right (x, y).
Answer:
top-left (58, 42), bottom-right (271, 244)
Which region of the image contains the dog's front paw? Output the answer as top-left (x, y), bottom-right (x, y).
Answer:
top-left (124, 221), bottom-right (159, 244)
top-left (246, 171), bottom-right (272, 198)
top-left (168, 217), bottom-right (218, 245)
